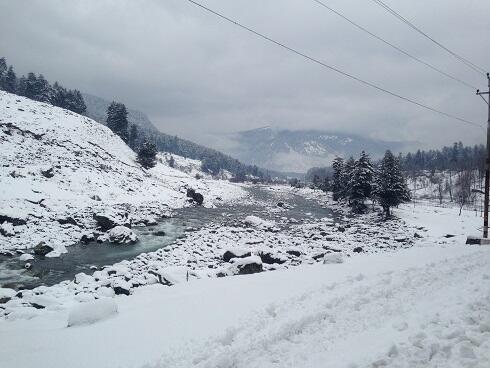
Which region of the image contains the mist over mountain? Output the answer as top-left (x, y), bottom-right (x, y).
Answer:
top-left (213, 127), bottom-right (414, 173)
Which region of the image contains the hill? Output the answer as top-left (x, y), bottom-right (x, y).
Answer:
top-left (0, 91), bottom-right (245, 256)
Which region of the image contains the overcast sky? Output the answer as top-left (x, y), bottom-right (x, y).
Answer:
top-left (1, 0), bottom-right (488, 149)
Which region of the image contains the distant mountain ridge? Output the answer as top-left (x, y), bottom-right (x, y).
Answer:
top-left (82, 94), bottom-right (275, 179)
top-left (217, 126), bottom-right (412, 173)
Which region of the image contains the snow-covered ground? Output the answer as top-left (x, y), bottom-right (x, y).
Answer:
top-left (0, 194), bottom-right (488, 368)
top-left (0, 91), bottom-right (245, 256)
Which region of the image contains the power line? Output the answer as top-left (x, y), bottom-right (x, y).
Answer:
top-left (311, 0), bottom-right (477, 90)
top-left (370, 0), bottom-right (487, 75)
top-left (185, 0), bottom-right (483, 129)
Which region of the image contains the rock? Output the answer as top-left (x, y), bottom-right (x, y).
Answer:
top-left (80, 232), bottom-right (95, 244)
top-left (0, 214), bottom-right (27, 226)
top-left (229, 256), bottom-right (263, 275)
top-left (444, 234), bottom-right (455, 238)
top-left (323, 253), bottom-right (344, 264)
top-left (57, 216), bottom-right (78, 226)
top-left (257, 251), bottom-right (287, 265)
top-left (112, 280), bottom-right (131, 295)
top-left (186, 188), bottom-right (204, 205)
top-left (19, 253), bottom-right (34, 261)
top-left (394, 237), bottom-right (408, 243)
top-left (337, 226), bottom-right (346, 232)
top-left (414, 233), bottom-right (423, 239)
top-left (353, 247), bottom-right (364, 253)
top-left (0, 221), bottom-right (15, 236)
top-left (93, 211), bottom-right (130, 231)
top-left (107, 226), bottom-right (138, 244)
top-left (40, 167), bottom-right (54, 178)
top-left (24, 262), bottom-right (32, 269)
top-left (91, 194), bottom-right (102, 201)
top-left (277, 202), bottom-right (284, 207)
top-left (312, 253), bottom-right (325, 261)
top-left (0, 288), bottom-right (16, 304)
top-left (286, 249), bottom-right (301, 257)
top-left (33, 241), bottom-right (54, 256)
top-left (223, 248), bottom-right (251, 262)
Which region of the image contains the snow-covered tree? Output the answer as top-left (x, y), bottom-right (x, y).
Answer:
top-left (137, 140), bottom-right (157, 169)
top-left (3, 66), bottom-right (17, 93)
top-left (349, 151), bottom-right (374, 212)
top-left (373, 150), bottom-right (410, 217)
top-left (107, 102), bottom-right (129, 143)
top-left (128, 124), bottom-right (139, 150)
top-left (331, 157), bottom-right (344, 201)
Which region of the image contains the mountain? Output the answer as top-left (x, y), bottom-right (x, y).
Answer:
top-left (0, 91), bottom-right (244, 256)
top-left (82, 93), bottom-right (272, 179)
top-left (216, 127), bottom-right (413, 173)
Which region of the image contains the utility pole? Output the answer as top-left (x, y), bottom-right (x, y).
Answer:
top-left (476, 72), bottom-right (490, 238)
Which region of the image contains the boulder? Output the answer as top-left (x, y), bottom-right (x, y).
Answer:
top-left (33, 241), bottom-right (54, 256)
top-left (0, 214), bottom-right (27, 226)
top-left (19, 253), bottom-right (34, 261)
top-left (93, 211), bottom-right (130, 231)
top-left (57, 216), bottom-right (78, 226)
top-left (353, 247), bottom-right (364, 253)
top-left (40, 167), bottom-right (55, 178)
top-left (152, 230), bottom-right (166, 236)
top-left (112, 280), bottom-right (132, 295)
top-left (186, 188), bottom-right (204, 205)
top-left (286, 249), bottom-right (301, 257)
top-left (0, 221), bottom-right (15, 236)
top-left (257, 250), bottom-right (287, 265)
top-left (223, 248), bottom-right (251, 262)
top-left (230, 256), bottom-right (263, 275)
top-left (107, 226), bottom-right (138, 244)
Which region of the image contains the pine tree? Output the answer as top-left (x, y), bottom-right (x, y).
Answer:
top-left (168, 155), bottom-right (175, 168)
top-left (137, 140), bottom-right (157, 169)
top-left (349, 151), bottom-right (374, 212)
top-left (373, 150), bottom-right (410, 217)
top-left (128, 124), bottom-right (139, 150)
top-left (331, 157), bottom-right (344, 201)
top-left (343, 156), bottom-right (356, 201)
top-left (34, 74), bottom-right (52, 103)
top-left (4, 66), bottom-right (17, 93)
top-left (0, 57), bottom-right (7, 90)
top-left (64, 89), bottom-right (86, 114)
top-left (106, 102), bottom-right (129, 142)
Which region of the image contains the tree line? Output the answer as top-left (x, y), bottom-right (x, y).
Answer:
top-left (0, 57), bottom-right (86, 114)
top-left (313, 150), bottom-right (410, 217)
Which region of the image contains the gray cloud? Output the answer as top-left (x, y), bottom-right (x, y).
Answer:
top-left (1, 0), bottom-right (488, 149)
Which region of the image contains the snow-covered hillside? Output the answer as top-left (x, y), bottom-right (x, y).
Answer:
top-left (0, 91), bottom-right (245, 255)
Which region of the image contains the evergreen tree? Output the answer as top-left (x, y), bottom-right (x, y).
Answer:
top-left (106, 102), bottom-right (129, 142)
top-left (349, 151), bottom-right (374, 212)
top-left (137, 140), bottom-right (157, 169)
top-left (373, 150), bottom-right (410, 217)
top-left (343, 156), bottom-right (356, 201)
top-left (34, 74), bottom-right (52, 103)
top-left (4, 66), bottom-right (17, 93)
top-left (20, 72), bottom-right (38, 99)
top-left (168, 155), bottom-right (175, 168)
top-left (0, 57), bottom-right (7, 89)
top-left (64, 89), bottom-right (86, 114)
top-left (128, 124), bottom-right (139, 150)
top-left (331, 157), bottom-right (344, 201)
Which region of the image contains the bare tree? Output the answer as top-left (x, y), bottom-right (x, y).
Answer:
top-left (456, 170), bottom-right (473, 216)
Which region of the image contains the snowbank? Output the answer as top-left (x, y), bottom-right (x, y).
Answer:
top-left (67, 298), bottom-right (118, 327)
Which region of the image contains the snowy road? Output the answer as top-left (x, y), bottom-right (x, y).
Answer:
top-left (1, 243), bottom-right (489, 368)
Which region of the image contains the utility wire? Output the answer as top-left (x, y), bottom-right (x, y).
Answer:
top-left (185, 0), bottom-right (483, 129)
top-left (370, 0), bottom-right (487, 75)
top-left (311, 0), bottom-right (477, 90)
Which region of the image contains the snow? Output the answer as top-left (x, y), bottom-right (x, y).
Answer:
top-left (0, 91), bottom-right (246, 255)
top-left (1, 243), bottom-right (489, 367)
top-left (67, 298), bottom-right (118, 327)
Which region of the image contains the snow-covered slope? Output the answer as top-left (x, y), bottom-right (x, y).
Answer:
top-left (0, 91), bottom-right (244, 255)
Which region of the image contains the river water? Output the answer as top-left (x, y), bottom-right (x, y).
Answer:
top-left (0, 186), bottom-right (339, 289)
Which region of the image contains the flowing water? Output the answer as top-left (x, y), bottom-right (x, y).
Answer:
top-left (0, 186), bottom-right (340, 289)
